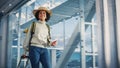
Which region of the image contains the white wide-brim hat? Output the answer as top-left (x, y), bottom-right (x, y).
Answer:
top-left (33, 7), bottom-right (52, 16)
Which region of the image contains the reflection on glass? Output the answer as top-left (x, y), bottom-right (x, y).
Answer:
top-left (94, 25), bottom-right (98, 53)
top-left (86, 55), bottom-right (93, 68)
top-left (20, 48), bottom-right (24, 56)
top-left (20, 62), bottom-right (24, 68)
top-left (21, 9), bottom-right (26, 24)
top-left (56, 50), bottom-right (63, 62)
top-left (95, 56), bottom-right (98, 67)
top-left (51, 16), bottom-right (79, 48)
top-left (12, 48), bottom-right (17, 68)
top-left (85, 25), bottom-right (92, 53)
top-left (66, 51), bottom-right (80, 68)
top-left (26, 3), bottom-right (35, 21)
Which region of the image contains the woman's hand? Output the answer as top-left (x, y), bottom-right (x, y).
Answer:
top-left (51, 40), bottom-right (57, 46)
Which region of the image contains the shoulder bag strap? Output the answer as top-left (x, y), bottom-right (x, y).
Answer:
top-left (29, 22), bottom-right (36, 47)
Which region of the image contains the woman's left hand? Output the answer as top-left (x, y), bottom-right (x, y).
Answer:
top-left (51, 40), bottom-right (57, 46)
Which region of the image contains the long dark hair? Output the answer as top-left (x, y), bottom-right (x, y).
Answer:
top-left (35, 10), bottom-right (50, 22)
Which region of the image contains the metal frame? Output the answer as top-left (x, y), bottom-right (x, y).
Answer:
top-left (79, 0), bottom-right (86, 68)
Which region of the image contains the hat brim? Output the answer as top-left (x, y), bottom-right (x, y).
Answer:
top-left (33, 8), bottom-right (52, 16)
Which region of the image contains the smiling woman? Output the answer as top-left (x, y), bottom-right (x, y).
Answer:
top-left (23, 6), bottom-right (57, 68)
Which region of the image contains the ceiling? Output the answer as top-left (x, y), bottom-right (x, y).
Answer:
top-left (0, 0), bottom-right (29, 18)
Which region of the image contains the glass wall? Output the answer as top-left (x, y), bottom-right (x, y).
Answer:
top-left (8, 0), bottom-right (98, 68)
top-left (0, 19), bottom-right (2, 45)
top-left (85, 22), bottom-right (98, 68)
top-left (8, 0), bottom-right (68, 68)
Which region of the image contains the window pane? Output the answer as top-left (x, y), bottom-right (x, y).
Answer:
top-left (66, 49), bottom-right (80, 68)
top-left (86, 55), bottom-right (93, 68)
top-left (85, 25), bottom-right (92, 53)
top-left (11, 48), bottom-right (18, 68)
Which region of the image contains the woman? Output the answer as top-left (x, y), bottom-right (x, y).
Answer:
top-left (23, 7), bottom-right (57, 68)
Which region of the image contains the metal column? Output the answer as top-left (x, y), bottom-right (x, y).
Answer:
top-left (115, 0), bottom-right (120, 67)
top-left (96, 0), bottom-right (119, 68)
top-left (0, 15), bottom-right (9, 68)
top-left (17, 9), bottom-right (22, 66)
top-left (103, 0), bottom-right (118, 68)
top-left (96, 0), bottom-right (106, 68)
top-left (79, 0), bottom-right (86, 68)
top-left (91, 19), bottom-right (96, 68)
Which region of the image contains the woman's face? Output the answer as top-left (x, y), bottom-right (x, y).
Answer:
top-left (38, 10), bottom-right (47, 21)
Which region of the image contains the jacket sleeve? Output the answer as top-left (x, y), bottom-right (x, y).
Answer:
top-left (23, 24), bottom-right (32, 51)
